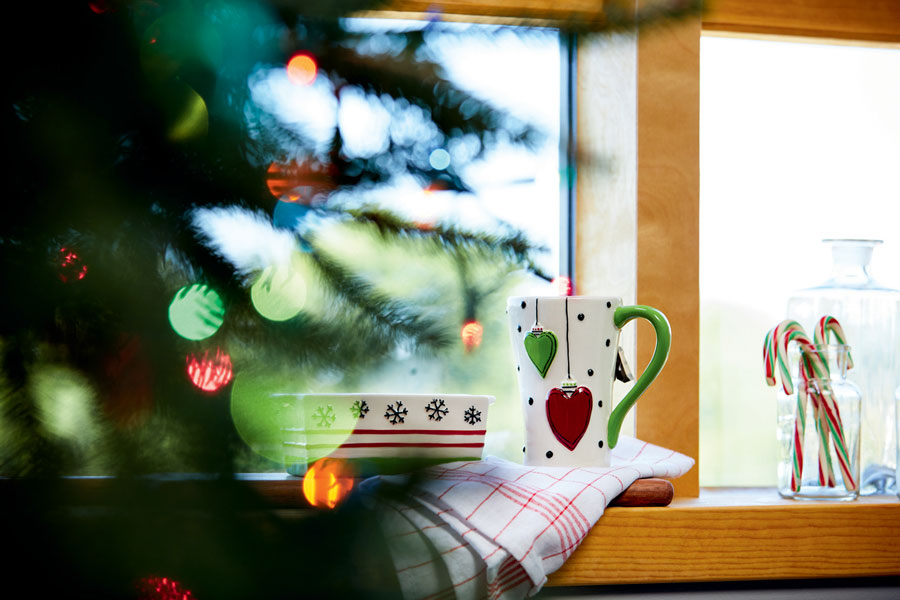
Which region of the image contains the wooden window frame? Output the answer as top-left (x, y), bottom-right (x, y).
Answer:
top-left (370, 0), bottom-right (900, 586)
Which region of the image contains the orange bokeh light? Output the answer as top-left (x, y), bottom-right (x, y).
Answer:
top-left (265, 160), bottom-right (335, 202)
top-left (186, 348), bottom-right (233, 392)
top-left (287, 53), bottom-right (317, 86)
top-left (460, 320), bottom-right (483, 351)
top-left (302, 458), bottom-right (354, 509)
top-left (552, 276), bottom-right (573, 296)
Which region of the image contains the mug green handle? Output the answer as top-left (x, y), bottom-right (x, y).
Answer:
top-left (607, 305), bottom-right (671, 449)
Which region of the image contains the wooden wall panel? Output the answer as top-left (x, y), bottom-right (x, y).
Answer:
top-left (635, 17), bottom-right (700, 497)
top-left (703, 0), bottom-right (900, 43)
top-left (368, 0), bottom-right (607, 23)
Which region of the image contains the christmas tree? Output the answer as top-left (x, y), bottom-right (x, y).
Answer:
top-left (2, 1), bottom-right (698, 597)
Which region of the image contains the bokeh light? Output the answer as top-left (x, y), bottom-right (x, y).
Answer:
top-left (250, 262), bottom-right (306, 321)
top-left (168, 284), bottom-right (224, 341)
top-left (272, 201), bottom-right (312, 232)
top-left (186, 348), bottom-right (233, 392)
top-left (33, 365), bottom-right (100, 443)
top-left (232, 383), bottom-right (355, 468)
top-left (428, 148), bottom-right (451, 170)
top-left (230, 372), bottom-right (287, 465)
top-left (167, 85), bottom-right (208, 142)
top-left (552, 276), bottom-right (572, 296)
top-left (137, 576), bottom-right (194, 600)
top-left (302, 458), bottom-right (354, 509)
top-left (286, 53), bottom-right (317, 85)
top-left (460, 320), bottom-right (483, 351)
top-left (58, 247), bottom-right (88, 282)
top-left (266, 160), bottom-right (335, 203)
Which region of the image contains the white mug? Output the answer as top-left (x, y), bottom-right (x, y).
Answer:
top-left (507, 296), bottom-right (670, 467)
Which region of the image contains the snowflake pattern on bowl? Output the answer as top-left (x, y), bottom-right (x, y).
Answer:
top-left (384, 400), bottom-right (408, 425)
top-left (463, 405), bottom-right (482, 426)
top-left (425, 398), bottom-right (449, 421)
top-left (313, 404), bottom-right (336, 428)
top-left (350, 399), bottom-right (370, 419)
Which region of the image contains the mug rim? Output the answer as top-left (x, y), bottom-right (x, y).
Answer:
top-left (507, 295), bottom-right (623, 303)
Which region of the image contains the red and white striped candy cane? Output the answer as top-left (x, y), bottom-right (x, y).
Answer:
top-left (814, 315), bottom-right (854, 369)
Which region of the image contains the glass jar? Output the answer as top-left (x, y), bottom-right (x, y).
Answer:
top-left (787, 239), bottom-right (900, 495)
top-left (777, 344), bottom-right (861, 500)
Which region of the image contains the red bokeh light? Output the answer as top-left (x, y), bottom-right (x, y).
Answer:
top-left (58, 247), bottom-right (88, 282)
top-left (137, 576), bottom-right (194, 600)
top-left (460, 320), bottom-right (483, 351)
top-left (552, 276), bottom-right (572, 296)
top-left (186, 348), bottom-right (233, 392)
top-left (286, 53), bottom-right (317, 85)
top-left (88, 1), bottom-right (109, 14)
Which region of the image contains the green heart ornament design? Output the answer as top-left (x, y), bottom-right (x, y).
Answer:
top-left (524, 330), bottom-right (558, 378)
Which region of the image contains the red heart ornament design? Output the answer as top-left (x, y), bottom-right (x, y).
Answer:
top-left (545, 386), bottom-right (592, 451)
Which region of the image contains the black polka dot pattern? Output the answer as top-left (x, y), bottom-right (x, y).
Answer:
top-left (598, 440), bottom-right (604, 448)
top-left (528, 397), bottom-right (534, 406)
top-left (577, 313), bottom-right (584, 321)
top-left (545, 451), bottom-right (553, 459)
top-left (517, 325), bottom-right (522, 332)
top-left (521, 301), bottom-right (526, 309)
top-left (587, 369), bottom-right (594, 376)
top-left (597, 400), bottom-right (603, 408)
top-left (605, 339), bottom-right (611, 347)
top-left (606, 301), bottom-right (612, 308)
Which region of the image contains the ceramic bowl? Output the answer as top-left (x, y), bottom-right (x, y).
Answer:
top-left (276, 393), bottom-right (494, 475)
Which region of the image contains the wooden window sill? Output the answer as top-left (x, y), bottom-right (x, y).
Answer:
top-left (546, 488), bottom-right (900, 586)
top-left (5, 477), bottom-right (898, 584)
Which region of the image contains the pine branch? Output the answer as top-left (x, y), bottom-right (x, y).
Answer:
top-left (322, 45), bottom-right (542, 151)
top-left (306, 246), bottom-right (452, 351)
top-left (325, 205), bottom-right (551, 279)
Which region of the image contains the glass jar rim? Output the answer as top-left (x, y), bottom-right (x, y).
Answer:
top-left (822, 238), bottom-right (882, 246)
top-left (787, 343), bottom-right (852, 355)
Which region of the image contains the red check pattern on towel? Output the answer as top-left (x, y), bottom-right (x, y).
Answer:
top-left (378, 435), bottom-right (694, 600)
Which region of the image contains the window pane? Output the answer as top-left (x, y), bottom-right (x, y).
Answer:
top-left (238, 22), bottom-right (563, 468)
top-left (700, 36), bottom-right (900, 486)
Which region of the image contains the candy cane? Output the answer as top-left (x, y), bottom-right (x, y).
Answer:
top-left (808, 378), bottom-right (837, 487)
top-left (789, 358), bottom-right (811, 492)
top-left (814, 375), bottom-right (857, 491)
top-left (785, 327), bottom-right (836, 487)
top-left (763, 328), bottom-right (777, 386)
top-left (809, 351), bottom-right (857, 488)
top-left (765, 321), bottom-right (817, 490)
top-left (765, 320), bottom-right (855, 491)
top-left (772, 320), bottom-right (810, 395)
top-left (811, 316), bottom-right (856, 490)
top-left (814, 315), bottom-right (854, 369)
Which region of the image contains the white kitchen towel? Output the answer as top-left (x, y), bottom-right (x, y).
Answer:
top-left (375, 435), bottom-right (694, 600)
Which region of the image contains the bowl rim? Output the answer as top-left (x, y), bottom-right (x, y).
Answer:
top-left (270, 392), bottom-right (495, 404)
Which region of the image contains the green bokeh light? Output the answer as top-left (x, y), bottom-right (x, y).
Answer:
top-left (168, 284), bottom-right (224, 341)
top-left (230, 372), bottom-right (352, 470)
top-left (250, 262), bottom-right (306, 322)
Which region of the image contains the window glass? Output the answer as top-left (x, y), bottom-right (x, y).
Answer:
top-left (231, 21), bottom-right (563, 468)
top-left (700, 36), bottom-right (900, 485)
